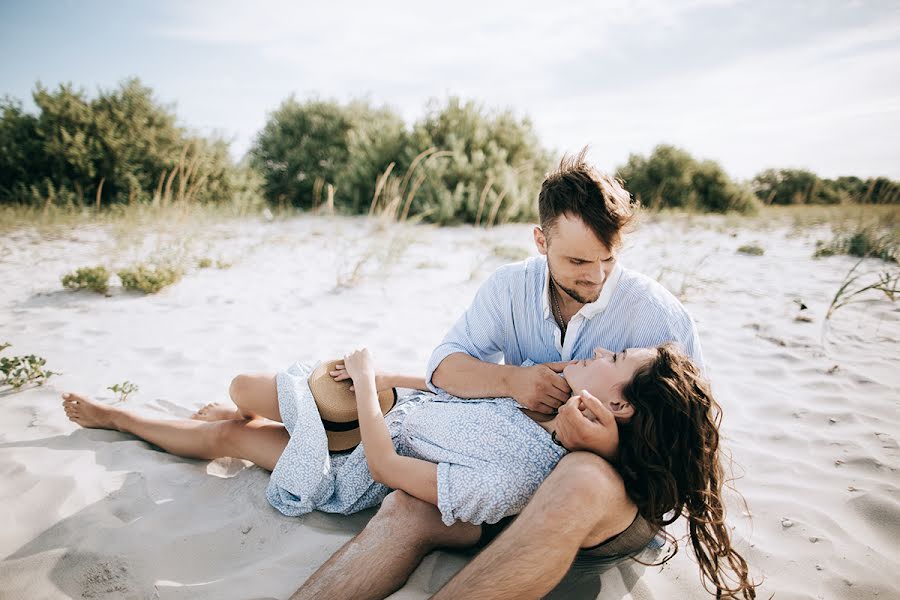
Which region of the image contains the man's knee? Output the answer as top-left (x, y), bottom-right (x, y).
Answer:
top-left (552, 451), bottom-right (628, 504)
top-left (373, 491), bottom-right (480, 550)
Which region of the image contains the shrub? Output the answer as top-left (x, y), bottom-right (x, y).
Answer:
top-left (118, 264), bottom-right (183, 294)
top-left (397, 97), bottom-right (553, 225)
top-left (0, 78), bottom-right (248, 208)
top-left (616, 145), bottom-right (757, 213)
top-left (815, 224), bottom-right (897, 263)
top-left (751, 169), bottom-right (842, 205)
top-left (61, 265), bottom-right (110, 294)
top-left (250, 97), bottom-right (354, 210)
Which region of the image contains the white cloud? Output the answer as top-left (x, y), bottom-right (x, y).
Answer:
top-left (154, 0), bottom-right (900, 178)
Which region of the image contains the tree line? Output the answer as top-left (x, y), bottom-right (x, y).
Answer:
top-left (1, 78), bottom-right (896, 223)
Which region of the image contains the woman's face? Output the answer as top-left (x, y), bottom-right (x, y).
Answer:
top-left (562, 347), bottom-right (657, 419)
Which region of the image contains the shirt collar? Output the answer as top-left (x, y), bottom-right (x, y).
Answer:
top-left (542, 259), bottom-right (623, 321)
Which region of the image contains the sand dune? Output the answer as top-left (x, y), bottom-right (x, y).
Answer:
top-left (1, 214), bottom-right (897, 599)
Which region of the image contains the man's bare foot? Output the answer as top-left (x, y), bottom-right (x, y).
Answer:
top-left (62, 392), bottom-right (122, 430)
top-left (191, 402), bottom-right (243, 422)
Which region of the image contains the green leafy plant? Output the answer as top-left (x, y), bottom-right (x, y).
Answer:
top-left (107, 380), bottom-right (139, 402)
top-left (118, 264), bottom-right (183, 294)
top-left (61, 265), bottom-right (111, 294)
top-left (0, 343), bottom-right (60, 389)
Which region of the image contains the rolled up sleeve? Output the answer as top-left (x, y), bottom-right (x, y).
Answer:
top-left (426, 268), bottom-right (510, 393)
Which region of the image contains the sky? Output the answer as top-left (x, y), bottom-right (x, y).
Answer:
top-left (1, 0), bottom-right (899, 180)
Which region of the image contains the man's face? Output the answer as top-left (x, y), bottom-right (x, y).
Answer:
top-left (533, 213), bottom-right (616, 304)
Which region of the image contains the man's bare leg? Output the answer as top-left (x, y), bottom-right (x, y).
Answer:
top-left (291, 490), bottom-right (481, 600)
top-left (432, 451), bottom-right (637, 600)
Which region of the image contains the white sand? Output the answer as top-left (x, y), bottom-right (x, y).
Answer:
top-left (1, 214), bottom-right (897, 599)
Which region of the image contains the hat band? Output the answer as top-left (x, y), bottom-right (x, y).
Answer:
top-left (320, 390), bottom-right (398, 433)
top-left (321, 418), bottom-right (362, 432)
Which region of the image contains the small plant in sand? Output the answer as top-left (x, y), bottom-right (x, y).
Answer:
top-left (118, 264), bottom-right (184, 294)
top-left (197, 257), bottom-right (213, 269)
top-left (0, 343), bottom-right (60, 390)
top-left (215, 259), bottom-right (232, 269)
top-left (825, 258), bottom-right (899, 320)
top-left (107, 381), bottom-right (139, 403)
top-left (736, 244), bottom-right (764, 256)
top-left (61, 266), bottom-right (111, 294)
top-left (815, 223), bottom-right (897, 263)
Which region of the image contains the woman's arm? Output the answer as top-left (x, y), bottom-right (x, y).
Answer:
top-left (330, 363), bottom-right (429, 392)
top-left (342, 349), bottom-right (438, 506)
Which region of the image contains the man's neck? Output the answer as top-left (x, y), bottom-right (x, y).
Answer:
top-left (553, 281), bottom-right (587, 321)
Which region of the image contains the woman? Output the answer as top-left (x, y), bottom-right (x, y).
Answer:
top-left (62, 343), bottom-right (755, 598)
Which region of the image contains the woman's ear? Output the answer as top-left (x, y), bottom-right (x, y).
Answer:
top-left (608, 398), bottom-right (634, 423)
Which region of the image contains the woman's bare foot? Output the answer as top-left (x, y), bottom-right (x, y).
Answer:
top-left (62, 392), bottom-right (123, 430)
top-left (191, 402), bottom-right (243, 422)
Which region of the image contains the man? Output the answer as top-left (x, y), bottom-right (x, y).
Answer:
top-left (291, 148), bottom-right (703, 600)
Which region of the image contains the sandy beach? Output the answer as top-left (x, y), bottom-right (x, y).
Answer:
top-left (1, 213), bottom-right (898, 599)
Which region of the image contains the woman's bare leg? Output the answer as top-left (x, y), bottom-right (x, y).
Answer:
top-left (192, 373), bottom-right (282, 423)
top-left (63, 392), bottom-right (289, 470)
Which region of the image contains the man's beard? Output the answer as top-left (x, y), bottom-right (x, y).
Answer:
top-left (548, 266), bottom-right (603, 305)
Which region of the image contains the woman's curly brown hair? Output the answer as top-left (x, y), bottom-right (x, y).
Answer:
top-left (618, 343), bottom-right (756, 599)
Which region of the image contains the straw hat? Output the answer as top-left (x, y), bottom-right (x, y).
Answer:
top-left (307, 359), bottom-right (397, 452)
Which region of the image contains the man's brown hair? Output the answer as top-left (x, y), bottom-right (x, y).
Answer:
top-left (538, 147), bottom-right (636, 251)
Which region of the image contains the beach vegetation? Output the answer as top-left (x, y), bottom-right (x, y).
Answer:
top-left (753, 169), bottom-right (900, 205)
top-left (107, 380), bottom-right (139, 402)
top-left (118, 263), bottom-right (183, 294)
top-left (0, 343), bottom-right (59, 390)
top-left (0, 79), bottom-right (254, 211)
top-left (814, 218), bottom-right (897, 263)
top-left (825, 259), bottom-right (898, 319)
top-left (616, 145), bottom-right (760, 214)
top-left (61, 265), bottom-right (111, 294)
top-left (737, 244), bottom-right (764, 256)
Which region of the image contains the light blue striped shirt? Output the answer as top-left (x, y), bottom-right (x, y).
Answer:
top-left (426, 256), bottom-right (703, 392)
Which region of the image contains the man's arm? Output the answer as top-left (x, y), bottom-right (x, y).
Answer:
top-left (433, 352), bottom-right (573, 414)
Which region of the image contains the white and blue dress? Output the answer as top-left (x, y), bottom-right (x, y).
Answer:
top-left (266, 360), bottom-right (567, 526)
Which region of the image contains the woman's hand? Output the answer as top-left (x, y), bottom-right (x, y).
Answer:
top-left (331, 360), bottom-right (390, 392)
top-left (341, 348), bottom-right (377, 390)
top-left (551, 389), bottom-right (619, 460)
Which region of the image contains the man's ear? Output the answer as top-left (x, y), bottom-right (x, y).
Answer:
top-left (533, 226), bottom-right (548, 255)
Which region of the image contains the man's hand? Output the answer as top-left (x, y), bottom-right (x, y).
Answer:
top-left (552, 389), bottom-right (619, 460)
top-left (509, 362), bottom-right (573, 414)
